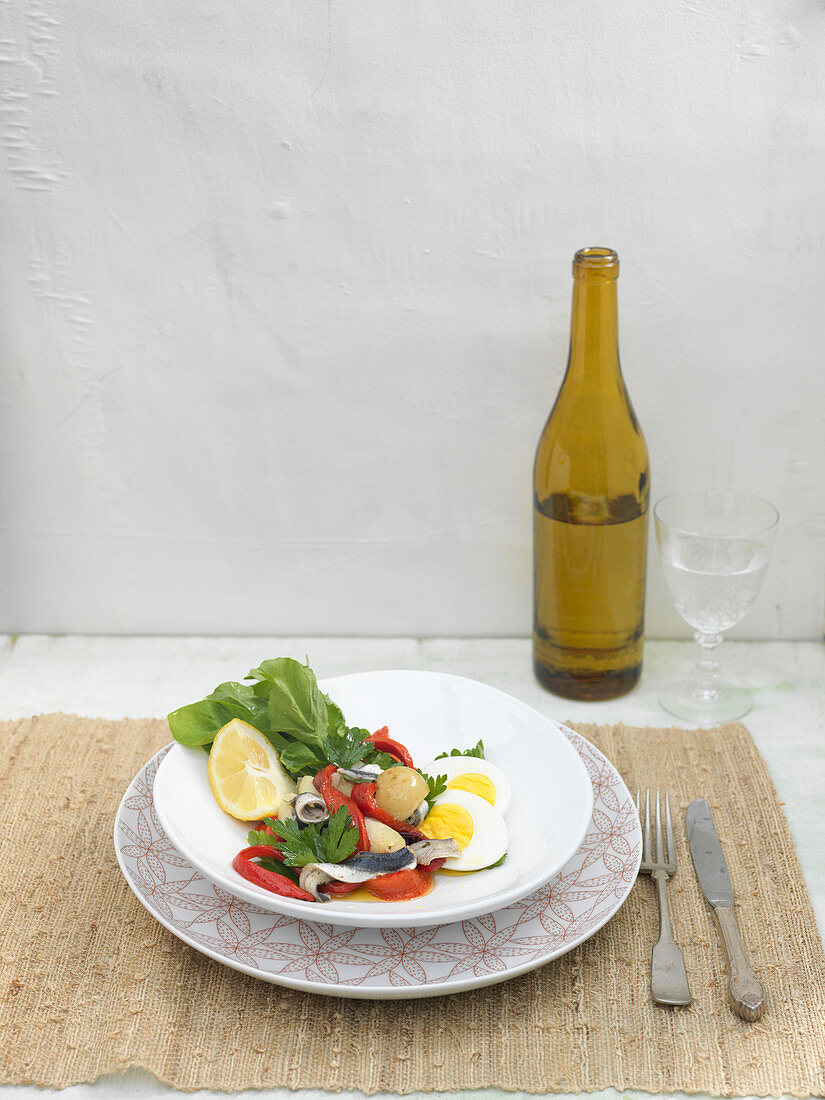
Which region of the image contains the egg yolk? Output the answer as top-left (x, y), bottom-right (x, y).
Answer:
top-left (446, 773), bottom-right (496, 805)
top-left (420, 803), bottom-right (474, 851)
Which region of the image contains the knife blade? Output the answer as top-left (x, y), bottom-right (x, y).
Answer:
top-left (685, 799), bottom-right (766, 1021)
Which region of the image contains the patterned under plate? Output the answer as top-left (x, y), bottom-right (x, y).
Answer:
top-left (114, 726), bottom-right (641, 999)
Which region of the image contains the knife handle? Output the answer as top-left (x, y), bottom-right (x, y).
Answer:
top-left (712, 906), bottom-right (766, 1021)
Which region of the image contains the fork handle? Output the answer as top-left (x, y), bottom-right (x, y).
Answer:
top-left (650, 869), bottom-right (692, 1006)
top-left (712, 906), bottom-right (766, 1021)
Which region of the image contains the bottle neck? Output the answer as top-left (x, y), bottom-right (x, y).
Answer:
top-left (566, 276), bottom-right (620, 383)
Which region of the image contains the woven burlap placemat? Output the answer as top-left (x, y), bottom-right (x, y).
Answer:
top-left (1, 714), bottom-right (824, 1095)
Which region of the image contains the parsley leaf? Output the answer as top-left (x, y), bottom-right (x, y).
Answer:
top-left (263, 807), bottom-right (359, 868)
top-left (422, 772), bottom-right (447, 808)
top-left (323, 724), bottom-right (373, 771)
top-left (323, 726), bottom-right (400, 773)
top-left (247, 826), bottom-right (280, 846)
top-left (435, 739), bottom-right (485, 761)
top-left (362, 747), bottom-right (400, 771)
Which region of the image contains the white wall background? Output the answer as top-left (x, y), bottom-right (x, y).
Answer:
top-left (1, 0), bottom-right (824, 638)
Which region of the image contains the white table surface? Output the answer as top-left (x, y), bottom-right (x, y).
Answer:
top-left (2, 634), bottom-right (823, 1100)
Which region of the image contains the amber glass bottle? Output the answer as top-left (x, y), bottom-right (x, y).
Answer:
top-left (533, 247), bottom-right (649, 700)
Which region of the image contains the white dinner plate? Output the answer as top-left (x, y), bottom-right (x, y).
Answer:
top-left (114, 727), bottom-right (640, 999)
top-left (152, 670), bottom-right (594, 928)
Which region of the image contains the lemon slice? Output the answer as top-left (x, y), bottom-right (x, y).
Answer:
top-left (207, 719), bottom-right (297, 820)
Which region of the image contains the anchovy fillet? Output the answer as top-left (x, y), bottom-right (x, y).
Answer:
top-left (408, 838), bottom-right (461, 864)
top-left (299, 838), bottom-right (462, 902)
top-left (316, 848), bottom-right (418, 882)
top-left (299, 865), bottom-right (335, 902)
top-left (299, 847), bottom-right (418, 900)
top-left (335, 763), bottom-right (383, 783)
top-left (292, 791), bottom-right (329, 824)
top-left (406, 798), bottom-right (430, 827)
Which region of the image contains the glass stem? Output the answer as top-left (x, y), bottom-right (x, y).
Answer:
top-left (692, 631), bottom-right (723, 699)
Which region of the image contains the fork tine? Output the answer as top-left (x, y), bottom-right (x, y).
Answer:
top-left (643, 789), bottom-right (652, 863)
top-left (655, 790), bottom-right (665, 864)
top-left (635, 789), bottom-right (645, 863)
top-left (665, 792), bottom-right (675, 868)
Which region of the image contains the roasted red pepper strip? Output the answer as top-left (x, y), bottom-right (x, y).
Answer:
top-left (350, 782), bottom-right (427, 843)
top-left (321, 879), bottom-right (362, 896)
top-left (418, 857), bottom-right (446, 874)
top-left (362, 867), bottom-right (433, 901)
top-left (365, 726), bottom-right (415, 769)
top-left (314, 764), bottom-right (371, 852)
top-left (233, 846), bottom-right (315, 901)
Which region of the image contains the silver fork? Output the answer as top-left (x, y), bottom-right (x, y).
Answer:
top-left (635, 789), bottom-right (692, 1007)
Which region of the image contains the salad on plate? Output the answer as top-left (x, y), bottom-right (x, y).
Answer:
top-left (168, 657), bottom-right (510, 904)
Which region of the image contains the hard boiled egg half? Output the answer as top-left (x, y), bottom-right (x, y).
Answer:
top-left (423, 754), bottom-right (511, 815)
top-left (419, 789), bottom-right (508, 872)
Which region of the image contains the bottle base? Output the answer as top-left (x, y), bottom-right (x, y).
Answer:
top-left (533, 658), bottom-right (642, 702)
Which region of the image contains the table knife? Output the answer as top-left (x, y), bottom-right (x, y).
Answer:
top-left (685, 798), bottom-right (766, 1021)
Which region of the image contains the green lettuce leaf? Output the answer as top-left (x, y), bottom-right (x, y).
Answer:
top-left (246, 657), bottom-right (328, 744)
top-left (267, 735), bottom-right (326, 777)
top-left (168, 656), bottom-right (403, 781)
top-left (253, 858), bottom-right (302, 885)
top-left (167, 681), bottom-right (269, 746)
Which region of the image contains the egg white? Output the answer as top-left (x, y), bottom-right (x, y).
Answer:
top-left (421, 789), bottom-right (509, 872)
top-left (423, 754), bottom-right (511, 815)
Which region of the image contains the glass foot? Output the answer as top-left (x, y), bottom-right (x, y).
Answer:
top-left (658, 679), bottom-right (751, 725)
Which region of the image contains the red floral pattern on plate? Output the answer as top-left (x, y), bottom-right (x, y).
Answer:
top-left (114, 727), bottom-right (641, 999)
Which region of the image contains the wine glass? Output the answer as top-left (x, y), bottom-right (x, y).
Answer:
top-left (654, 491), bottom-right (779, 724)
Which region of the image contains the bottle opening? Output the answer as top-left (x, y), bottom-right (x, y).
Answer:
top-left (573, 247), bottom-right (619, 280)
